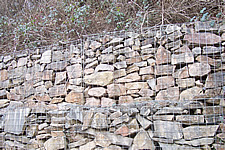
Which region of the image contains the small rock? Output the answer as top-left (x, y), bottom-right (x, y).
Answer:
top-left (125, 82), bottom-right (149, 90)
top-left (155, 46), bottom-right (171, 65)
top-left (91, 113), bottom-right (108, 129)
top-left (107, 84), bottom-right (126, 97)
top-left (184, 33), bottom-right (221, 45)
top-left (188, 63), bottom-right (211, 77)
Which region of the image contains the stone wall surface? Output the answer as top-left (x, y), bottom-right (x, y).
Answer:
top-left (0, 21), bottom-right (225, 149)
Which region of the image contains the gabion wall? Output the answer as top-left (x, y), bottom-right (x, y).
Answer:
top-left (0, 21), bottom-right (225, 149)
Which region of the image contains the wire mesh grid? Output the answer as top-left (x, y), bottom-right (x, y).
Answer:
top-left (0, 21), bottom-right (224, 149)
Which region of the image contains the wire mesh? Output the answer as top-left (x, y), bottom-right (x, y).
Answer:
top-left (0, 21), bottom-right (224, 149)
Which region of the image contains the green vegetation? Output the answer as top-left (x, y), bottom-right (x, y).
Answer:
top-left (0, 0), bottom-right (224, 52)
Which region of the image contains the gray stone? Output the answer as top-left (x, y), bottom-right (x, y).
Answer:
top-left (67, 64), bottom-right (82, 79)
top-left (116, 72), bottom-right (140, 83)
top-left (171, 51), bottom-right (194, 65)
top-left (147, 78), bottom-right (156, 90)
top-left (89, 41), bottom-right (101, 50)
top-left (104, 132), bottom-right (133, 147)
top-left (125, 82), bottom-right (149, 90)
top-left (85, 60), bottom-right (98, 69)
top-left (138, 88), bottom-right (154, 97)
top-left (46, 61), bottom-right (67, 71)
top-left (100, 54), bottom-right (116, 63)
top-left (107, 84), bottom-right (126, 97)
top-left (40, 50), bottom-right (51, 64)
top-left (176, 115), bottom-right (204, 125)
top-left (68, 138), bottom-right (88, 149)
top-left (4, 108), bottom-right (31, 135)
top-left (134, 61), bottom-right (147, 67)
top-left (113, 69), bottom-right (126, 79)
top-left (95, 64), bottom-right (114, 72)
top-left (176, 78), bottom-right (195, 88)
top-left (107, 38), bottom-right (124, 46)
top-left (88, 87), bottom-right (106, 97)
top-left (91, 113), bottom-right (108, 129)
top-left (8, 66), bottom-right (27, 79)
top-left (155, 107), bottom-right (184, 115)
top-left (188, 63), bottom-right (211, 77)
top-left (184, 33), bottom-right (221, 45)
top-left (166, 24), bottom-right (181, 34)
top-left (68, 106), bottom-right (83, 122)
top-left (84, 71), bottom-right (113, 86)
top-left (192, 47), bottom-right (201, 55)
top-left (195, 21), bottom-right (219, 32)
top-left (205, 72), bottom-right (225, 88)
top-left (111, 113), bottom-right (129, 126)
top-left (113, 61), bottom-right (127, 69)
top-left (155, 65), bottom-right (175, 75)
top-left (183, 125), bottom-right (219, 140)
top-left (136, 114), bottom-right (152, 129)
top-left (165, 40), bottom-right (182, 50)
top-left (203, 46), bottom-right (224, 54)
top-left (139, 66), bottom-right (154, 75)
top-left (95, 133), bottom-right (111, 147)
top-left (55, 71), bottom-right (66, 85)
top-left (180, 86), bottom-right (203, 101)
top-left (52, 51), bottom-right (63, 62)
top-left (155, 76), bottom-right (175, 91)
top-left (44, 137), bottom-right (66, 150)
top-left (154, 120), bottom-right (183, 140)
top-left (102, 46), bottom-right (113, 54)
top-left (49, 84), bottom-right (66, 97)
top-left (17, 57), bottom-right (27, 67)
top-left (155, 46), bottom-right (171, 64)
top-left (3, 55), bottom-right (13, 63)
top-left (153, 115), bottom-right (174, 121)
top-left (159, 143), bottom-right (201, 150)
top-left (173, 66), bottom-right (189, 79)
top-left (127, 64), bottom-right (139, 74)
top-left (0, 89), bottom-right (7, 98)
top-left (131, 129), bottom-right (155, 150)
top-left (69, 78), bottom-right (82, 86)
top-left (155, 87), bottom-right (179, 101)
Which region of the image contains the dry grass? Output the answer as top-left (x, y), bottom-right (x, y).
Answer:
top-left (0, 0), bottom-right (224, 53)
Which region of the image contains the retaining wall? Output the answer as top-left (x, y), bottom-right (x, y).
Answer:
top-left (0, 21), bottom-right (225, 149)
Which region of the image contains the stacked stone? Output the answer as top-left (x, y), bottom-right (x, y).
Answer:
top-left (0, 21), bottom-right (224, 149)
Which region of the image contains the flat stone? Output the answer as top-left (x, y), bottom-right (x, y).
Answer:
top-left (147, 78), bottom-right (156, 90)
top-left (111, 114), bottom-right (129, 126)
top-left (100, 54), bottom-right (116, 63)
top-left (124, 51), bottom-right (139, 58)
top-left (155, 107), bottom-right (184, 115)
top-left (8, 66), bottom-right (27, 79)
top-left (68, 106), bottom-right (83, 122)
top-left (44, 137), bottom-right (66, 150)
top-left (0, 80), bottom-right (9, 89)
top-left (88, 87), bottom-right (106, 97)
top-left (102, 132), bottom-right (133, 147)
top-left (125, 82), bottom-right (149, 90)
top-left (107, 38), bottom-right (124, 46)
top-left (166, 24), bottom-right (181, 34)
top-left (119, 96), bottom-right (134, 104)
top-left (176, 78), bottom-right (195, 88)
top-left (107, 84), bottom-right (126, 97)
top-left (3, 55), bottom-right (13, 63)
top-left (192, 47), bottom-right (202, 55)
top-left (65, 91), bottom-right (83, 104)
top-left (84, 71), bottom-right (113, 86)
top-left (115, 124), bottom-right (129, 136)
top-left (46, 61), bottom-right (67, 71)
top-left (183, 125), bottom-right (219, 140)
top-left (171, 51), bottom-right (194, 65)
top-left (205, 72), bottom-right (225, 88)
top-left (147, 58), bottom-right (155, 66)
top-left (40, 50), bottom-right (52, 64)
top-left (126, 56), bottom-right (142, 65)
top-left (165, 40), bottom-right (182, 50)
top-left (203, 46), bottom-right (224, 54)
top-left (155, 65), bottom-right (175, 76)
top-left (66, 64), bottom-right (82, 79)
top-left (139, 66), bottom-right (154, 75)
top-left (184, 33), bottom-right (221, 45)
top-left (4, 108), bottom-right (31, 135)
top-left (102, 46), bottom-right (113, 53)
top-left (203, 106), bottom-right (224, 115)
top-left (141, 48), bottom-right (157, 55)
top-left (176, 115), bottom-right (204, 125)
top-left (134, 61), bottom-right (147, 67)
top-left (116, 72), bottom-right (140, 83)
top-left (82, 111), bottom-right (94, 130)
top-left (68, 138), bottom-right (88, 149)
top-left (101, 97), bottom-right (116, 107)
top-left (155, 87), bottom-right (179, 101)
top-left (91, 113), bottom-right (108, 129)
top-left (138, 88), bottom-right (154, 97)
top-left (153, 120), bottom-right (183, 140)
top-left (180, 86), bottom-right (203, 101)
top-left (173, 66), bottom-right (189, 79)
top-left (85, 97), bottom-right (100, 107)
top-left (113, 69), bottom-right (126, 79)
top-left (89, 41), bottom-right (101, 50)
top-left (17, 57), bottom-right (27, 67)
top-left (196, 55), bottom-right (221, 67)
top-left (114, 61), bottom-right (127, 69)
top-left (159, 143), bottom-right (201, 150)
top-left (55, 71), bottom-right (66, 85)
top-left (127, 64), bottom-right (139, 73)
top-left (95, 133), bottom-right (111, 147)
top-left (155, 46), bottom-right (171, 64)
top-left (49, 84), bottom-right (66, 97)
top-left (136, 114), bottom-right (152, 129)
top-left (153, 115), bottom-right (174, 121)
top-left (195, 21), bottom-right (219, 32)
top-left (131, 129), bottom-right (155, 150)
top-left (155, 76), bottom-right (175, 91)
top-left (95, 64), bottom-right (114, 72)
top-left (85, 60), bottom-right (98, 69)
top-left (188, 63), bottom-right (211, 77)
top-left (69, 78), bottom-right (82, 86)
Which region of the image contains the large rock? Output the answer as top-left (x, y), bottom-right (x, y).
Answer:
top-left (159, 143), bottom-right (201, 150)
top-left (113, 69), bottom-right (126, 79)
top-left (85, 97), bottom-right (101, 106)
top-left (188, 63), bottom-right (211, 77)
top-left (40, 50), bottom-right (51, 64)
top-left (104, 132), bottom-right (133, 147)
top-left (196, 55), bottom-right (221, 67)
top-left (176, 115), bottom-right (204, 125)
top-left (55, 71), bottom-right (66, 85)
top-left (131, 129), bottom-right (155, 150)
top-left (84, 71), bottom-right (113, 86)
top-left (125, 82), bottom-right (149, 90)
top-left (46, 61), bottom-right (67, 71)
top-left (107, 84), bottom-right (126, 97)
top-left (95, 64), bottom-right (114, 72)
top-left (184, 33), bottom-right (221, 45)
top-left (176, 78), bottom-right (195, 88)
top-left (4, 108), bottom-right (31, 135)
top-left (203, 46), bottom-right (224, 54)
top-left (91, 113), bottom-right (108, 129)
top-left (66, 64), bottom-right (82, 79)
top-left (155, 87), bottom-right (179, 101)
top-left (88, 87), bottom-right (106, 97)
top-left (65, 91), bottom-right (84, 104)
top-left (155, 65), bottom-right (175, 75)
top-left (171, 50), bottom-right (194, 65)
top-left (155, 46), bottom-right (171, 64)
top-left (173, 66), bottom-right (189, 79)
top-left (180, 86), bottom-right (202, 101)
top-left (44, 137), bottom-right (66, 150)
top-left (89, 41), bottom-right (101, 50)
top-left (155, 76), bottom-right (175, 91)
top-left (205, 72), bottom-right (225, 88)
top-left (116, 72), bottom-right (140, 83)
top-left (100, 54), bottom-right (116, 63)
top-left (139, 66), bottom-right (154, 75)
top-left (49, 84), bottom-right (66, 97)
top-left (0, 69), bottom-right (8, 81)
top-left (183, 125), bottom-right (219, 140)
top-left (153, 120), bottom-right (183, 140)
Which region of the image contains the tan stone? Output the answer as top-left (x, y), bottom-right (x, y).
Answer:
top-left (101, 97), bottom-right (116, 107)
top-left (66, 64), bottom-right (82, 79)
top-left (173, 66), bottom-right (189, 79)
top-left (126, 56), bottom-right (142, 65)
top-left (116, 72), bottom-right (140, 83)
top-left (127, 64), bottom-right (139, 74)
top-left (65, 91), bottom-right (83, 104)
top-left (139, 66), bottom-right (154, 75)
top-left (155, 87), bottom-right (179, 101)
top-left (155, 65), bottom-right (175, 75)
top-left (49, 84), bottom-right (66, 97)
top-left (184, 33), bottom-right (221, 45)
top-left (138, 88), bottom-right (154, 97)
top-left (188, 63), bottom-right (211, 77)
top-left (55, 71), bottom-right (66, 85)
top-left (115, 124), bottom-right (129, 136)
top-left (113, 69), bottom-right (126, 79)
top-left (156, 76), bottom-right (174, 91)
top-left (0, 69), bottom-right (8, 81)
top-left (180, 86), bottom-right (203, 101)
top-left (88, 87), bottom-right (106, 97)
top-left (196, 55), bottom-right (220, 67)
top-left (107, 84), bottom-right (126, 97)
top-left (155, 46), bottom-right (171, 64)
top-left (176, 78), bottom-right (195, 88)
top-left (35, 94), bottom-right (51, 101)
top-left (119, 96), bottom-right (134, 104)
top-left (125, 82), bottom-right (149, 90)
top-left (84, 71), bottom-right (113, 86)
top-left (85, 97), bottom-right (100, 106)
